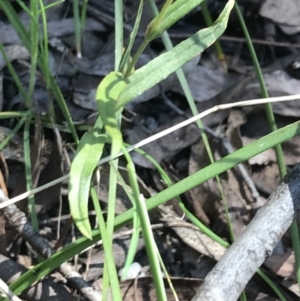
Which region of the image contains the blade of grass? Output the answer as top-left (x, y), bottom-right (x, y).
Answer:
top-left (234, 2), bottom-right (300, 289)
top-left (101, 0), bottom-right (125, 297)
top-left (38, 0), bottom-right (50, 88)
top-left (101, 160), bottom-right (119, 301)
top-left (73, 0), bottom-right (82, 58)
top-left (0, 43), bottom-right (27, 101)
top-left (41, 0), bottom-right (64, 12)
top-left (119, 0), bottom-right (144, 74)
top-left (27, 0), bottom-right (39, 108)
top-left (24, 119), bottom-right (39, 232)
top-left (113, 167), bottom-right (141, 281)
top-left (0, 111), bottom-right (32, 151)
top-left (80, 0), bottom-right (89, 32)
top-left (123, 147), bottom-right (167, 301)
top-left (200, 0), bottom-right (226, 67)
top-left (90, 187), bottom-right (122, 301)
top-left (0, 2), bottom-right (31, 49)
top-left (48, 76), bottom-right (79, 143)
top-left (0, 112), bottom-right (29, 119)
top-left (13, 0), bottom-right (33, 17)
top-left (20, 0), bottom-right (40, 233)
top-left (146, 0), bottom-right (205, 41)
top-left (157, 253), bottom-right (179, 301)
top-left (123, 0), bottom-right (173, 77)
top-left (114, 0), bottom-right (123, 70)
top-left (145, 0), bottom-right (173, 39)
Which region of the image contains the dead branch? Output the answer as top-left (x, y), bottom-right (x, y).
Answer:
top-left (192, 162), bottom-right (300, 301)
top-left (0, 189), bottom-right (101, 301)
top-left (0, 254), bottom-right (73, 301)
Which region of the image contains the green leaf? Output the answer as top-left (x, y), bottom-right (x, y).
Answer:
top-left (96, 71), bottom-right (127, 157)
top-left (117, 0), bottom-right (234, 108)
top-left (146, 0), bottom-right (205, 40)
top-left (119, 0), bottom-right (144, 73)
top-left (69, 129), bottom-right (106, 239)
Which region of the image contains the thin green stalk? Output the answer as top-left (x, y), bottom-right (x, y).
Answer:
top-left (0, 112), bottom-right (29, 119)
top-left (40, 0), bottom-right (64, 12)
top-left (35, 120), bottom-right (71, 132)
top-left (101, 159), bottom-right (119, 298)
top-left (106, 161), bottom-right (118, 239)
top-left (157, 253), bottom-right (179, 301)
top-left (73, 0), bottom-right (82, 57)
top-left (290, 221), bottom-right (300, 283)
top-left (90, 187), bottom-right (122, 301)
top-left (256, 270), bottom-right (288, 301)
top-left (115, 168), bottom-right (141, 280)
top-left (147, 0), bottom-right (235, 243)
top-left (80, 0), bottom-right (89, 33)
top-left (123, 148), bottom-right (167, 301)
top-left (234, 2), bottom-right (300, 288)
top-left (101, 0), bottom-right (125, 295)
top-left (101, 264), bottom-right (110, 301)
top-left (0, 1), bottom-right (31, 50)
top-left (14, 0), bottom-right (33, 16)
top-left (16, 3), bottom-right (38, 233)
top-left (38, 0), bottom-right (50, 88)
top-left (0, 43), bottom-right (27, 101)
top-left (114, 0), bottom-right (123, 70)
top-left (234, 4), bottom-right (284, 172)
top-left (119, 0), bottom-right (144, 73)
top-left (146, 0), bottom-right (173, 39)
top-left (27, 0), bottom-right (39, 108)
top-left (48, 76), bottom-right (79, 143)
top-left (0, 112), bottom-right (32, 151)
top-left (24, 120), bottom-right (39, 232)
top-left (124, 0), bottom-right (174, 76)
top-left (124, 38), bottom-right (149, 78)
top-left (124, 0), bottom-right (176, 77)
top-left (200, 1), bottom-right (225, 66)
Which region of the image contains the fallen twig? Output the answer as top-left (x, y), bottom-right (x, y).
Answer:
top-left (192, 162), bottom-right (300, 301)
top-left (0, 189), bottom-right (101, 301)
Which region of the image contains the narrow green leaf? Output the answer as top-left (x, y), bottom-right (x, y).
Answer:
top-left (96, 71), bottom-right (127, 157)
top-left (115, 165), bottom-right (141, 281)
top-left (146, 0), bottom-right (173, 40)
top-left (146, 0), bottom-right (204, 40)
top-left (123, 148), bottom-right (168, 300)
top-left (117, 0), bottom-right (234, 108)
top-left (69, 130), bottom-right (107, 239)
top-left (119, 0), bottom-right (144, 73)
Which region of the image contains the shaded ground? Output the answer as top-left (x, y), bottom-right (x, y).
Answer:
top-left (0, 0), bottom-right (300, 300)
